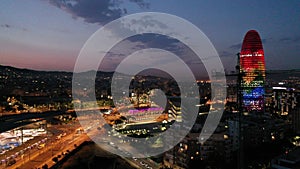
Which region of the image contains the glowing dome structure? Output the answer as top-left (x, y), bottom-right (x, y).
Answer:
top-left (240, 30), bottom-right (266, 112)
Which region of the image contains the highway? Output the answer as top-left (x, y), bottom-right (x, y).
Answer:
top-left (0, 120), bottom-right (83, 169)
top-left (1, 108), bottom-right (162, 169)
top-left (85, 118), bottom-right (161, 169)
top-left (35, 132), bottom-right (90, 169)
top-left (95, 138), bottom-right (159, 169)
top-left (0, 111), bottom-right (74, 133)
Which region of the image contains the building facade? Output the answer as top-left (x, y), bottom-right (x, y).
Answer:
top-left (240, 30), bottom-right (266, 112)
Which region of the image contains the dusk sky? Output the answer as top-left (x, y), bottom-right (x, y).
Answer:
top-left (1, 0), bottom-right (300, 74)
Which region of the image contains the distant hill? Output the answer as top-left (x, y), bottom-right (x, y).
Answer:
top-left (0, 65), bottom-right (173, 102)
top-left (0, 65), bottom-right (299, 99)
top-left (266, 69), bottom-right (300, 81)
top-left (0, 64), bottom-right (71, 74)
top-left (1, 64), bottom-right (299, 80)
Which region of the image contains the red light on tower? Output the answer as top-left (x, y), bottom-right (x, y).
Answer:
top-left (240, 30), bottom-right (266, 112)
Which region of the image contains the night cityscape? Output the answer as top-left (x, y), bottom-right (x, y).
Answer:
top-left (1, 1), bottom-right (300, 169)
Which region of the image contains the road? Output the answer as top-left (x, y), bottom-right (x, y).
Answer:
top-left (0, 111), bottom-right (75, 133)
top-left (85, 119), bottom-right (160, 169)
top-left (35, 133), bottom-right (90, 169)
top-left (0, 120), bottom-right (83, 169)
top-left (1, 110), bottom-right (162, 169)
top-left (5, 130), bottom-right (89, 169)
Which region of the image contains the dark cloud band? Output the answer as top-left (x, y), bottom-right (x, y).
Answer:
top-left (48, 0), bottom-right (149, 25)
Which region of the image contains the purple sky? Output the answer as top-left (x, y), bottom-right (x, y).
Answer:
top-left (0, 0), bottom-right (300, 74)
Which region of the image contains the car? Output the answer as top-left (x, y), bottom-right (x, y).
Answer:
top-left (38, 143), bottom-right (45, 149)
top-left (0, 150), bottom-right (6, 155)
top-left (140, 161), bottom-right (146, 166)
top-left (6, 159), bottom-right (16, 166)
top-left (2, 145), bottom-right (11, 150)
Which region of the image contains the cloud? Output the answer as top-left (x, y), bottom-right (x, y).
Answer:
top-left (129, 0), bottom-right (150, 9)
top-left (48, 0), bottom-right (149, 25)
top-left (229, 38), bottom-right (268, 50)
top-left (279, 36), bottom-right (300, 43)
top-left (0, 24), bottom-right (27, 31)
top-left (1, 24), bottom-right (11, 28)
top-left (219, 51), bottom-right (235, 58)
top-left (185, 59), bottom-right (203, 65)
top-left (229, 43), bottom-right (241, 50)
top-left (261, 39), bottom-right (267, 43)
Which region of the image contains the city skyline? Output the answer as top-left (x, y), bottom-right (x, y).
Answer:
top-left (1, 0), bottom-right (300, 73)
top-left (1, 1), bottom-right (300, 168)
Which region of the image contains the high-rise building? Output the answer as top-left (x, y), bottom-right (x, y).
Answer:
top-left (292, 94), bottom-right (300, 134)
top-left (272, 86), bottom-right (298, 115)
top-left (292, 107), bottom-right (300, 134)
top-left (240, 30), bottom-right (266, 112)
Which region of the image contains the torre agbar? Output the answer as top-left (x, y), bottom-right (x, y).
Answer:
top-left (240, 30), bottom-right (266, 112)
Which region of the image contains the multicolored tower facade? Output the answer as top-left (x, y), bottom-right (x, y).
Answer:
top-left (240, 30), bottom-right (266, 112)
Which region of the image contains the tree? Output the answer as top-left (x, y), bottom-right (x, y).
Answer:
top-left (42, 164), bottom-right (48, 169)
top-left (52, 157), bottom-right (58, 163)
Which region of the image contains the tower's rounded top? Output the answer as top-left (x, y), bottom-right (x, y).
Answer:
top-left (241, 30), bottom-right (263, 53)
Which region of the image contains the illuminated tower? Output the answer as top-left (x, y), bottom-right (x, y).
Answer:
top-left (240, 30), bottom-right (266, 112)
